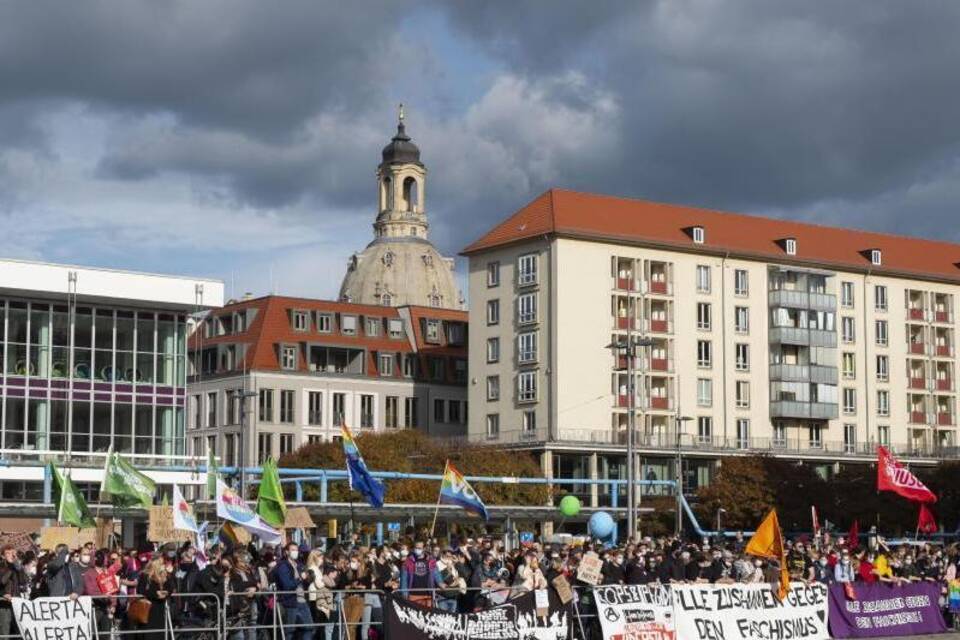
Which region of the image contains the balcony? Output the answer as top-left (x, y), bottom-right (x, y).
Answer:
top-left (909, 377), bottom-right (927, 390)
top-left (937, 378), bottom-right (953, 391)
top-left (769, 327), bottom-right (837, 348)
top-left (615, 277), bottom-right (636, 291)
top-left (936, 345), bottom-right (953, 357)
top-left (908, 308), bottom-right (926, 321)
top-left (649, 357), bottom-right (671, 372)
top-left (935, 311), bottom-right (952, 324)
top-left (616, 317), bottom-right (639, 330)
top-left (768, 289), bottom-right (837, 311)
top-left (910, 342), bottom-right (926, 355)
top-left (647, 396), bottom-right (671, 410)
top-left (648, 319), bottom-right (671, 334)
top-left (769, 363), bottom-right (838, 385)
top-left (648, 280), bottom-right (669, 295)
top-left (616, 395), bottom-right (635, 408)
top-left (938, 413), bottom-right (955, 426)
top-left (910, 411), bottom-right (928, 424)
top-left (769, 400), bottom-right (839, 420)
top-left (614, 355), bottom-right (641, 371)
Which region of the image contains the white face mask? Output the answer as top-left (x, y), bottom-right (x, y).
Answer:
top-left (349, 561), bottom-right (359, 571)
top-left (288, 550), bottom-right (299, 561)
top-left (80, 555), bottom-right (91, 565)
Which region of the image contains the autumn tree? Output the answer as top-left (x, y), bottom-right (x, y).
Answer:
top-left (695, 457), bottom-right (776, 530)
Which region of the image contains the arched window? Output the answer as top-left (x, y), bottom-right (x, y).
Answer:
top-left (429, 294), bottom-right (441, 307)
top-left (402, 177), bottom-right (418, 211)
top-left (382, 294), bottom-right (392, 306)
top-left (382, 177), bottom-right (393, 210)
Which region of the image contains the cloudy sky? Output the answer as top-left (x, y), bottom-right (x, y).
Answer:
top-left (2, 1), bottom-right (960, 299)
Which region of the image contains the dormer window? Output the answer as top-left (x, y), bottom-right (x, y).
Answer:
top-left (870, 249), bottom-right (882, 266)
top-left (785, 238), bottom-right (797, 256)
top-left (691, 226), bottom-right (705, 244)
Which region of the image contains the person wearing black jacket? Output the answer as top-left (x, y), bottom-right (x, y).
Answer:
top-left (194, 555), bottom-right (228, 625)
top-left (601, 552), bottom-right (625, 585)
top-left (625, 556), bottom-right (652, 584)
top-left (0, 545), bottom-right (27, 637)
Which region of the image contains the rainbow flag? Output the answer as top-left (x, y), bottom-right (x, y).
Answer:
top-left (439, 461), bottom-right (489, 520)
top-left (341, 425), bottom-right (384, 508)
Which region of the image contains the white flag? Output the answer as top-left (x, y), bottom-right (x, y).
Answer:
top-left (172, 484), bottom-right (199, 533)
top-left (215, 478), bottom-right (282, 544)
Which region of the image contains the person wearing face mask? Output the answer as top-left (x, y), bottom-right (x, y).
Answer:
top-left (400, 541), bottom-right (437, 606)
top-left (811, 552), bottom-right (833, 585)
top-left (140, 557), bottom-right (176, 640)
top-left (82, 549), bottom-right (121, 639)
top-left (274, 542), bottom-right (314, 640)
top-left (601, 551), bottom-right (625, 585)
top-left (834, 551), bottom-right (855, 583)
top-left (0, 545), bottom-right (27, 637)
top-left (194, 547), bottom-right (228, 625)
top-left (46, 543), bottom-right (86, 600)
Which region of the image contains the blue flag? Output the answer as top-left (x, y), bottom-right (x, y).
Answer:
top-left (341, 425), bottom-right (385, 508)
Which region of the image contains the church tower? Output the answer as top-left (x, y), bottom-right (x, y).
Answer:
top-left (339, 107), bottom-right (462, 309)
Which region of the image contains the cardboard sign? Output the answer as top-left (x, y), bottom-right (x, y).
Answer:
top-left (0, 531), bottom-right (35, 553)
top-left (551, 574), bottom-right (574, 605)
top-left (13, 596), bottom-right (93, 640)
top-left (38, 527), bottom-right (96, 551)
top-left (535, 588), bottom-right (550, 617)
top-left (147, 506), bottom-right (193, 543)
top-left (284, 507), bottom-right (316, 529)
top-left (95, 518), bottom-right (116, 549)
top-left (576, 551), bottom-right (603, 585)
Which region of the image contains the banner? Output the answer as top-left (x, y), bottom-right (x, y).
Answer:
top-left (827, 581), bottom-right (946, 638)
top-left (671, 583), bottom-right (829, 640)
top-left (172, 484), bottom-right (199, 533)
top-left (594, 584), bottom-right (674, 640)
top-left (385, 590), bottom-right (569, 640)
top-left (13, 596), bottom-right (93, 640)
top-left (215, 478), bottom-right (282, 544)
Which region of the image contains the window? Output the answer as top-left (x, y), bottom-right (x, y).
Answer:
top-left (696, 302), bottom-right (712, 330)
top-left (379, 353), bottom-right (394, 377)
top-left (279, 433), bottom-right (294, 455)
top-left (385, 396), bottom-right (399, 429)
top-left (486, 300), bottom-right (500, 325)
top-left (486, 414), bottom-right (500, 439)
top-left (281, 345), bottom-right (297, 370)
top-left (841, 282), bottom-right (854, 308)
top-left (696, 378), bottom-right (712, 407)
top-left (402, 354), bottom-right (416, 377)
top-left (735, 381), bottom-right (750, 408)
top-left (842, 352), bottom-right (856, 379)
top-left (878, 425), bottom-right (890, 446)
top-left (226, 389), bottom-right (240, 425)
top-left (841, 317), bottom-right (855, 343)
top-left (734, 306), bottom-right (749, 333)
top-left (425, 319), bottom-right (440, 343)
top-left (697, 340), bottom-right (712, 368)
top-left (487, 376), bottom-right (500, 401)
top-left (773, 422), bottom-right (787, 447)
top-left (877, 390), bottom-right (890, 417)
top-left (734, 269), bottom-right (749, 296)
top-left (332, 393), bottom-right (346, 427)
top-left (307, 435), bottom-right (324, 445)
top-left (518, 332), bottom-right (537, 363)
top-left (735, 343), bottom-right (749, 371)
top-left (692, 226), bottom-right (705, 244)
top-left (308, 391), bottom-right (323, 426)
top-left (257, 433), bottom-right (272, 464)
top-left (366, 317), bottom-right (380, 337)
top-left (388, 318), bottom-right (404, 339)
top-left (735, 419), bottom-right (749, 448)
top-left (317, 313), bottom-right (332, 333)
top-left (360, 394), bottom-right (374, 428)
top-left (874, 285), bottom-right (888, 312)
top-left (192, 394), bottom-right (201, 429)
top-left (522, 411), bottom-right (536, 434)
top-left (279, 390), bottom-right (295, 423)
top-left (697, 416), bottom-right (712, 444)
top-left (449, 401), bottom-right (462, 424)
top-left (292, 310), bottom-right (309, 331)
top-left (486, 338), bottom-right (500, 363)
top-left (258, 389), bottom-right (274, 422)
top-left (876, 355), bottom-right (889, 382)
top-left (446, 323), bottom-right (465, 345)
top-left (695, 265), bottom-right (711, 293)
top-left (518, 254), bottom-right (538, 286)
top-left (808, 424), bottom-right (822, 449)
top-left (207, 392), bottom-right (217, 427)
top-left (433, 399), bottom-right (446, 423)
top-left (518, 293), bottom-right (537, 324)
top-left (224, 434), bottom-right (236, 467)
top-left (517, 371), bottom-right (537, 403)
top-left (870, 249), bottom-right (882, 266)
top-left (784, 238), bottom-right (797, 256)
top-left (403, 397), bottom-right (419, 428)
top-left (487, 262), bottom-right (500, 287)
top-left (341, 315), bottom-right (357, 335)
top-left (875, 320), bottom-right (888, 346)
top-left (843, 424), bottom-right (857, 453)
top-left (843, 388), bottom-right (856, 415)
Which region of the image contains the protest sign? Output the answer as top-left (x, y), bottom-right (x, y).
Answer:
top-left (551, 574), bottom-right (574, 605)
top-left (38, 527), bottom-right (95, 551)
top-left (577, 551), bottom-right (603, 585)
top-left (147, 506), bottom-right (193, 542)
top-left (594, 584), bottom-right (674, 640)
top-left (13, 596), bottom-right (93, 640)
top-left (671, 583), bottom-right (829, 640)
top-left (385, 590), bottom-right (569, 640)
top-left (827, 581), bottom-right (946, 638)
top-left (284, 506), bottom-right (316, 529)
top-left (0, 531), bottom-right (35, 553)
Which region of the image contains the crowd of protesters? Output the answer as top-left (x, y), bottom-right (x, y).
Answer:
top-left (0, 530), bottom-right (958, 639)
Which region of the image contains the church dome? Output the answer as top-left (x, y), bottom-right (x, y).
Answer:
top-left (381, 121), bottom-right (422, 166)
top-left (339, 240), bottom-right (460, 309)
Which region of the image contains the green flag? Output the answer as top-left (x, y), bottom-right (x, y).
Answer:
top-left (47, 462), bottom-right (96, 529)
top-left (256, 457), bottom-right (287, 528)
top-left (206, 444), bottom-right (219, 500)
top-left (100, 449), bottom-right (156, 509)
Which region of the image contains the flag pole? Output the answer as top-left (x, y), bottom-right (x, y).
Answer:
top-left (429, 461), bottom-right (448, 539)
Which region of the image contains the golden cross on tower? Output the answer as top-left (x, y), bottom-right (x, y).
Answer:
top-left (398, 103), bottom-right (404, 123)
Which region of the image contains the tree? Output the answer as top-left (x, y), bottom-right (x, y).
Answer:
top-left (695, 457), bottom-right (776, 530)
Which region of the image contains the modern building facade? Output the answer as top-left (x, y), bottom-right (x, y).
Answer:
top-left (463, 189), bottom-right (960, 505)
top-left (187, 296), bottom-right (468, 466)
top-left (339, 110), bottom-right (462, 309)
top-left (0, 258), bottom-right (223, 505)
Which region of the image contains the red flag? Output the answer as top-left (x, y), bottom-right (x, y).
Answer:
top-left (917, 503), bottom-right (937, 534)
top-left (847, 519), bottom-right (860, 550)
top-left (811, 506), bottom-right (821, 537)
top-left (876, 446), bottom-right (937, 503)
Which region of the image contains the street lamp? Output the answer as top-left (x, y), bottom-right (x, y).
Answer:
top-left (674, 414), bottom-right (693, 537)
top-left (606, 334), bottom-right (656, 542)
top-left (238, 390), bottom-right (259, 499)
top-left (716, 507), bottom-right (727, 534)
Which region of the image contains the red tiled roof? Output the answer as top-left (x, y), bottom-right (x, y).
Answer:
top-left (462, 189), bottom-right (960, 283)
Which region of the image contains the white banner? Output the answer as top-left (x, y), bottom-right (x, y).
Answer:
top-left (672, 583), bottom-right (829, 640)
top-left (12, 596), bottom-right (94, 640)
top-left (594, 584), bottom-right (675, 640)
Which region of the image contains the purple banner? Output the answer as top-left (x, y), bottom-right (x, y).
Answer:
top-left (828, 581), bottom-right (946, 638)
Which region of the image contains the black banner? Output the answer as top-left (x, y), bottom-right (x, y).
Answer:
top-left (385, 590), bottom-right (571, 640)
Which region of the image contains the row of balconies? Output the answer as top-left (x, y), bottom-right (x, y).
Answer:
top-left (769, 400), bottom-right (839, 420)
top-left (906, 307), bottom-right (954, 324)
top-left (768, 289), bottom-right (837, 312)
top-left (907, 376), bottom-right (954, 392)
top-left (768, 363), bottom-right (839, 385)
top-left (908, 411), bottom-right (956, 426)
top-left (908, 341), bottom-right (954, 357)
top-left (769, 326), bottom-right (838, 348)
top-left (613, 277), bottom-right (672, 295)
top-left (615, 354), bottom-right (674, 372)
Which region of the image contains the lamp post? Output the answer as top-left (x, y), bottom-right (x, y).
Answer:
top-left (607, 333), bottom-right (655, 542)
top-left (716, 507), bottom-right (727, 534)
top-left (238, 389), bottom-right (259, 499)
top-left (674, 414), bottom-right (693, 537)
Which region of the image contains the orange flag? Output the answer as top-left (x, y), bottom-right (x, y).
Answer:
top-left (745, 509), bottom-right (789, 601)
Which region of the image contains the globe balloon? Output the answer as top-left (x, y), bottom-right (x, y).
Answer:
top-left (558, 495), bottom-right (581, 517)
top-left (588, 511), bottom-right (615, 539)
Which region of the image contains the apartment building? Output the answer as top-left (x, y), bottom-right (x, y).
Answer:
top-left (187, 296), bottom-right (468, 465)
top-left (463, 189), bottom-right (960, 501)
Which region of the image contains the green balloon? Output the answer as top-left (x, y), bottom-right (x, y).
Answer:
top-left (559, 495), bottom-right (581, 517)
